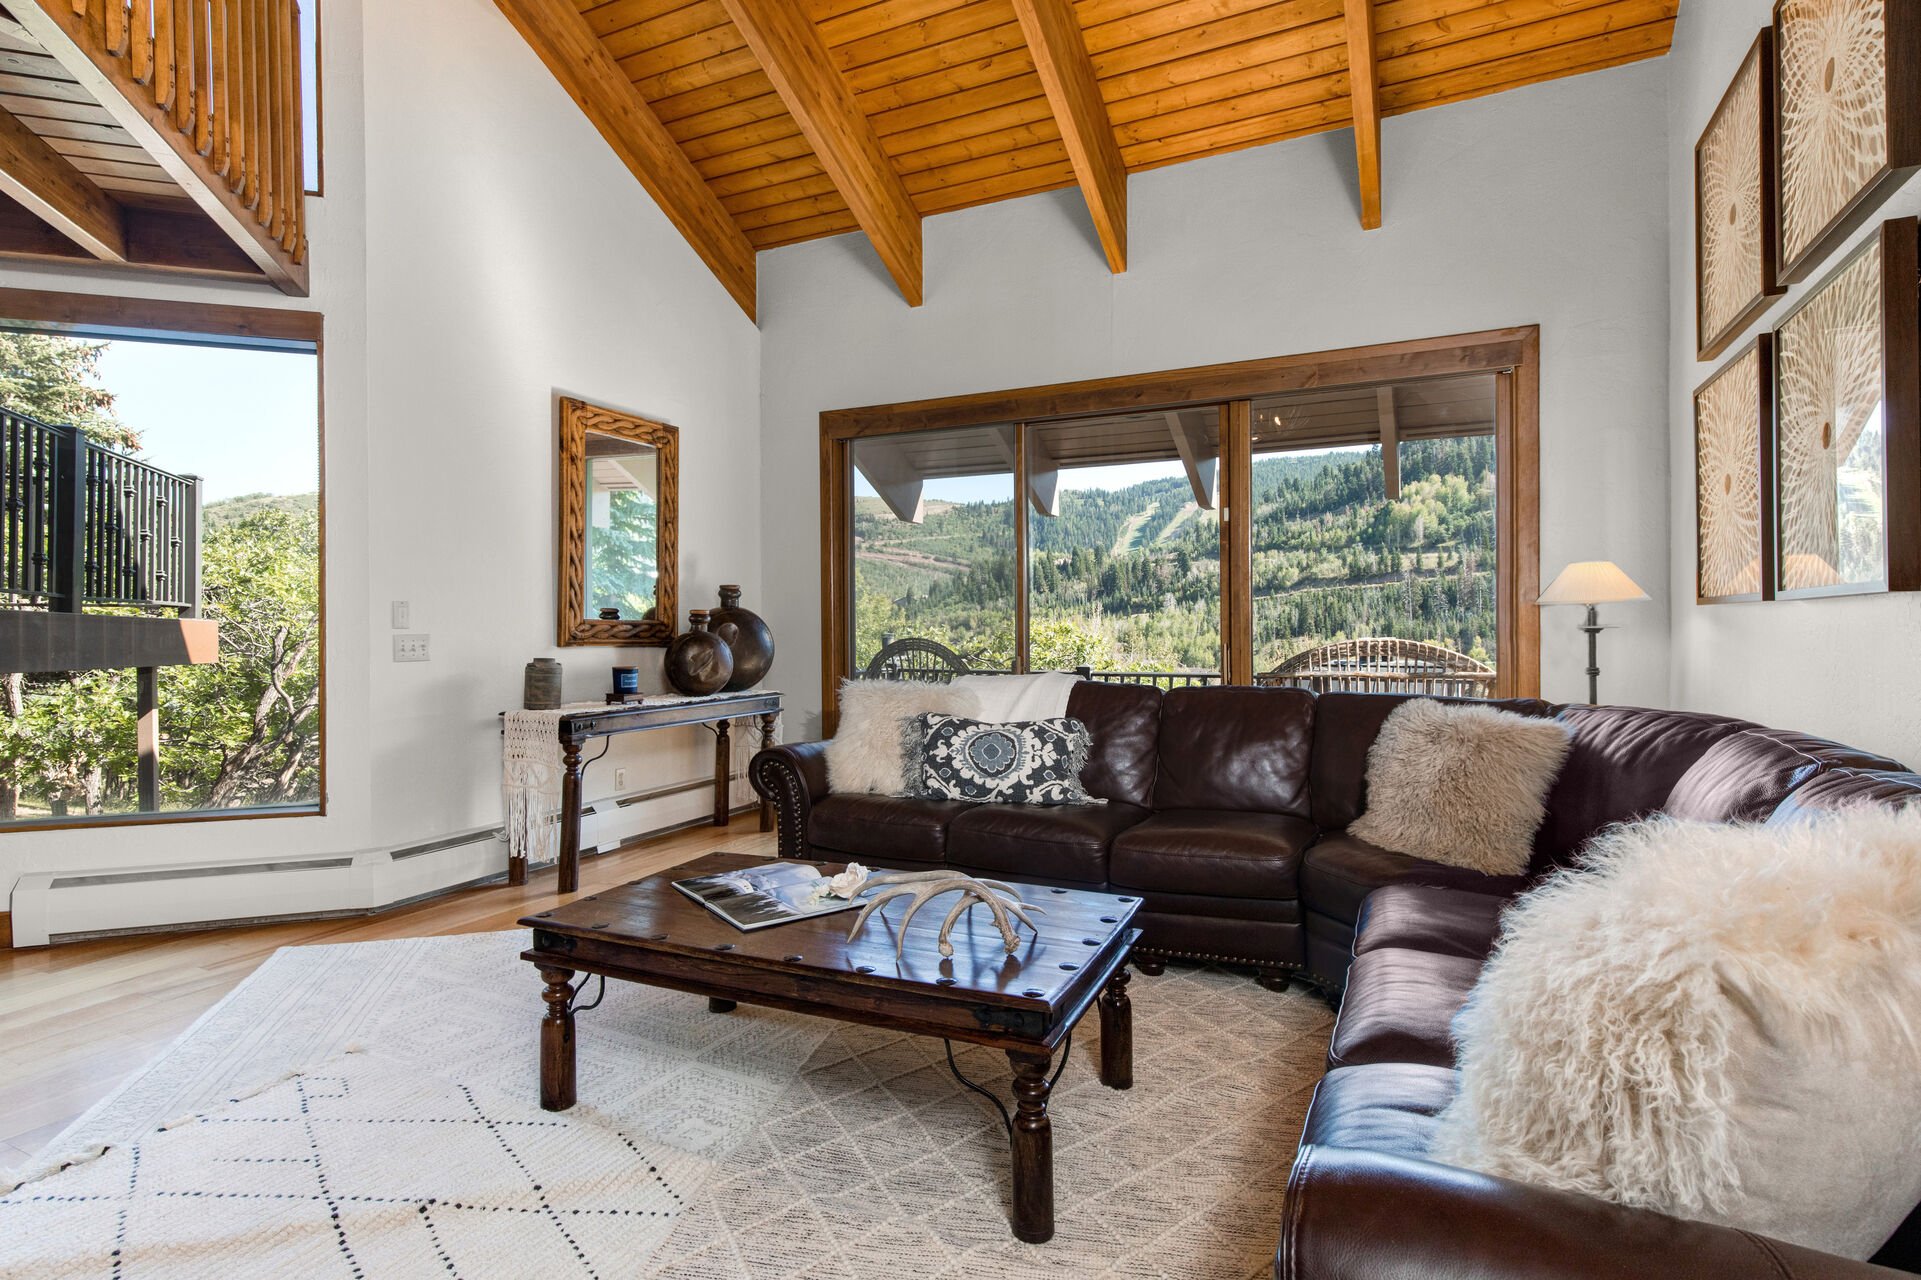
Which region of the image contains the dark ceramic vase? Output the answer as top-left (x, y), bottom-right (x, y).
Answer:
top-left (664, 610), bottom-right (734, 696)
top-left (708, 584), bottom-right (774, 691)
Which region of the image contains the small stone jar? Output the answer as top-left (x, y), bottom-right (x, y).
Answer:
top-left (523, 658), bottom-right (563, 710)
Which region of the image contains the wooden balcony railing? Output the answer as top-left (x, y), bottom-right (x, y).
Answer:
top-left (14, 0), bottom-right (308, 291)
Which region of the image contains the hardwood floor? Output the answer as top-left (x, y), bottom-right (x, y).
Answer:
top-left (0, 815), bottom-right (777, 1170)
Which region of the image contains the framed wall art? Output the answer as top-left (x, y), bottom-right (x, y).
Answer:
top-left (1771, 216), bottom-right (1920, 599)
top-left (1697, 30), bottom-right (1783, 360)
top-left (1695, 337), bottom-right (1775, 602)
top-left (1773, 0), bottom-right (1921, 283)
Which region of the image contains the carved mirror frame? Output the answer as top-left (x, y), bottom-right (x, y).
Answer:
top-left (558, 396), bottom-right (679, 646)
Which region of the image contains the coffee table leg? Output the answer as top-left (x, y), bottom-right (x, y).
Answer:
top-left (708, 997), bottom-right (737, 1013)
top-left (1099, 967), bottom-right (1133, 1090)
top-left (1007, 1050), bottom-right (1054, 1243)
top-left (538, 965), bottom-right (577, 1112)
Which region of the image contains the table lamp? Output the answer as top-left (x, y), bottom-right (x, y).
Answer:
top-left (1537, 561), bottom-right (1649, 705)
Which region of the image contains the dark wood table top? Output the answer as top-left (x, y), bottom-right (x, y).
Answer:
top-left (520, 852), bottom-right (1142, 1051)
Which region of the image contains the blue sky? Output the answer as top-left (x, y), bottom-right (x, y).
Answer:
top-left (95, 339), bottom-right (319, 503)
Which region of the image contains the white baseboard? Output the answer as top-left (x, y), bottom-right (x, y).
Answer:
top-left (7, 773), bottom-right (757, 947)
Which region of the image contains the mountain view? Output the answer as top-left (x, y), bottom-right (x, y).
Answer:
top-left (854, 436), bottom-right (1498, 676)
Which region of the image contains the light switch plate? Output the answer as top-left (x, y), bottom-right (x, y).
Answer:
top-left (393, 634), bottom-right (430, 662)
top-left (391, 600), bottom-right (410, 629)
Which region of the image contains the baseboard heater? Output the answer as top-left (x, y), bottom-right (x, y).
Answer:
top-left (8, 770), bottom-right (757, 947)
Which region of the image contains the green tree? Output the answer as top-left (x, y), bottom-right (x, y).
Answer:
top-left (586, 489), bottom-right (659, 620)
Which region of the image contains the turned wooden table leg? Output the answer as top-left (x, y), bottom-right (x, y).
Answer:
top-left (757, 711), bottom-right (778, 832)
top-left (712, 719), bottom-right (731, 827)
top-left (538, 966), bottom-right (577, 1112)
top-left (1099, 967), bottom-right (1133, 1090)
top-left (557, 734), bottom-right (585, 894)
top-left (1007, 1050), bottom-right (1055, 1243)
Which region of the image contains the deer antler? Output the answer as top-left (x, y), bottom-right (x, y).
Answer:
top-left (846, 871), bottom-right (1044, 957)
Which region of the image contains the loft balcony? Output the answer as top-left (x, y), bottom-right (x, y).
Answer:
top-left (0, 0), bottom-right (307, 292)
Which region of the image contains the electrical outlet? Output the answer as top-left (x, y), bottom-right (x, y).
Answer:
top-left (392, 633), bottom-right (430, 662)
top-left (391, 600), bottom-right (410, 629)
top-left (614, 768), bottom-right (627, 790)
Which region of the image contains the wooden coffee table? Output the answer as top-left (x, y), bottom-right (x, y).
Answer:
top-left (519, 852), bottom-right (1141, 1243)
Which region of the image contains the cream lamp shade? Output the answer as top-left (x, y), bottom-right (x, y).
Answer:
top-left (1537, 561), bottom-right (1650, 606)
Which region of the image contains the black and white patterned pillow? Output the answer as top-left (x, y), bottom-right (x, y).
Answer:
top-left (904, 713), bottom-right (1095, 806)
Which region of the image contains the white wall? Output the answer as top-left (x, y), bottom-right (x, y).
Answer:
top-left (755, 61), bottom-right (1674, 737)
top-left (1666, 6), bottom-right (1921, 765)
top-left (0, 0), bottom-right (763, 913)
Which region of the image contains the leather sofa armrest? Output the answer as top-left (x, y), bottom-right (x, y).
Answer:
top-left (1277, 1145), bottom-right (1905, 1280)
top-left (749, 740), bottom-right (830, 859)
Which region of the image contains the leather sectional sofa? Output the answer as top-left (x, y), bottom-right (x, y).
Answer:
top-left (752, 682), bottom-right (1921, 1275)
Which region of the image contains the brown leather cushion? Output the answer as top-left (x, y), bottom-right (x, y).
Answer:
top-left (1065, 680), bottom-right (1162, 808)
top-left (809, 793), bottom-right (970, 863)
top-left (1309, 692), bottom-right (1559, 830)
top-left (1301, 1063), bottom-right (1459, 1159)
top-left (1664, 728), bottom-right (1905, 824)
top-left (1110, 809), bottom-right (1315, 900)
top-left (946, 802), bottom-right (1148, 885)
top-left (1354, 885), bottom-right (1507, 962)
top-left (1151, 686), bottom-right (1316, 816)
top-left (1769, 768), bottom-right (1921, 826)
top-left (1300, 831), bottom-right (1527, 927)
top-left (1326, 947), bottom-right (1481, 1070)
top-left (1533, 704), bottom-right (1757, 868)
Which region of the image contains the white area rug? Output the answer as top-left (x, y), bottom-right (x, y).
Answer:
top-left (2, 1053), bottom-right (709, 1277)
top-left (4, 931), bottom-right (1334, 1278)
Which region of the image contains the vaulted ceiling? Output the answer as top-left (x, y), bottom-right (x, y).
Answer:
top-left (498, 0), bottom-right (1678, 320)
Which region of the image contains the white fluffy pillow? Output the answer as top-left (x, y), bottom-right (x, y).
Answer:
top-left (1429, 808), bottom-right (1921, 1259)
top-left (825, 680), bottom-right (979, 796)
top-left (1349, 699), bottom-right (1572, 875)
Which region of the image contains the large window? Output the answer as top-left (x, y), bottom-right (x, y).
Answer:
top-left (822, 331), bottom-right (1539, 716)
top-left (0, 297), bottom-right (322, 827)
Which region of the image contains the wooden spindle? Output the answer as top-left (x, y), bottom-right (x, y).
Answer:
top-left (193, 0), bottom-right (211, 154)
top-left (283, 0), bottom-right (301, 250)
top-left (263, 0), bottom-right (280, 237)
top-left (246, 0), bottom-right (263, 210)
top-left (211, 0), bottom-right (229, 174)
top-left (171, 0), bottom-right (192, 131)
top-left (132, 0), bottom-right (152, 84)
top-left (153, 0), bottom-right (172, 107)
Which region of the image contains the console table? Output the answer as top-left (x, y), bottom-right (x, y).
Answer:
top-left (508, 691), bottom-right (782, 893)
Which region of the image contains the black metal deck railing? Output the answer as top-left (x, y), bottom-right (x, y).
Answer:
top-left (2, 407), bottom-right (201, 614)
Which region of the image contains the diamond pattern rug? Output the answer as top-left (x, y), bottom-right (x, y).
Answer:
top-left (1, 1053), bottom-right (710, 1277)
top-left (647, 964), bottom-right (1334, 1279)
top-left (5, 931), bottom-right (1334, 1277)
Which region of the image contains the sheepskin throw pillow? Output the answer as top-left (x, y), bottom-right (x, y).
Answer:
top-left (1429, 808), bottom-right (1921, 1259)
top-left (906, 713), bottom-right (1094, 806)
top-left (825, 680), bottom-right (979, 796)
top-left (1348, 699), bottom-right (1572, 875)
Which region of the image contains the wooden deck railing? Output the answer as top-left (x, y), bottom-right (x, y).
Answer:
top-left (35, 0), bottom-right (307, 276)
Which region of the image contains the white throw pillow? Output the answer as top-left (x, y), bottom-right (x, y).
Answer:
top-left (1429, 808), bottom-right (1921, 1259)
top-left (1348, 699), bottom-right (1572, 876)
top-left (824, 680), bottom-right (979, 796)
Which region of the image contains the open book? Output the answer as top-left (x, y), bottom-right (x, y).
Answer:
top-left (673, 861), bottom-right (863, 931)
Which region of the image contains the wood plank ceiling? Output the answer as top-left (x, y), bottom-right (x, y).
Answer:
top-left (508, 0), bottom-right (1677, 319)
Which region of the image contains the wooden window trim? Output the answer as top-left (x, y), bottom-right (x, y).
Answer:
top-left (820, 327), bottom-right (1542, 727)
top-left (0, 286), bottom-right (327, 831)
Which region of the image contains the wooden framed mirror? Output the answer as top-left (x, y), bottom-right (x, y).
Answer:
top-left (558, 396), bottom-right (679, 646)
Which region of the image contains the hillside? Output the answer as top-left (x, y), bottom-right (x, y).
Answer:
top-left (204, 491), bottom-right (319, 526)
top-left (855, 439), bottom-right (1496, 674)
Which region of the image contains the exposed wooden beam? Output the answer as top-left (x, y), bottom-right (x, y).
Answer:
top-left (492, 0), bottom-right (758, 321)
top-left (10, 0), bottom-right (307, 294)
top-left (0, 102), bottom-right (125, 260)
top-left (0, 189), bottom-right (277, 281)
top-left (1165, 411), bottom-right (1219, 509)
top-left (1377, 385), bottom-right (1400, 499)
top-left (717, 0), bottom-right (921, 306)
top-left (1009, 0), bottom-right (1126, 272)
top-left (1342, 0), bottom-right (1382, 230)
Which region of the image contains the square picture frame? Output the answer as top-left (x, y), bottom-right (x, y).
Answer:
top-left (1773, 0), bottom-right (1921, 283)
top-left (1696, 29), bottom-right (1783, 361)
top-left (1771, 216), bottom-right (1920, 599)
top-left (1695, 336), bottom-right (1776, 603)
